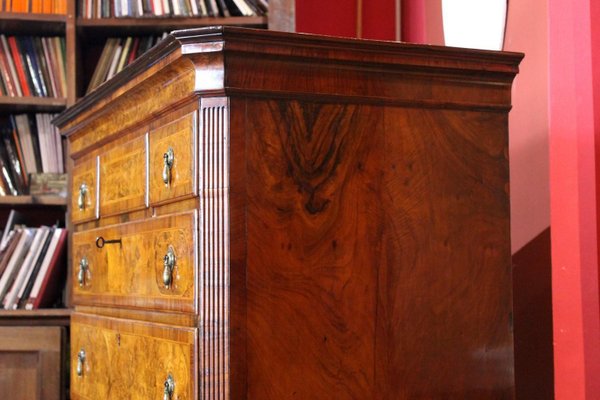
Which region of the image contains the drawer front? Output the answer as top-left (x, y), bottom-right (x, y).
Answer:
top-left (72, 211), bottom-right (197, 313)
top-left (99, 134), bottom-right (147, 217)
top-left (71, 312), bottom-right (196, 400)
top-left (149, 112), bottom-right (197, 205)
top-left (72, 156), bottom-right (98, 224)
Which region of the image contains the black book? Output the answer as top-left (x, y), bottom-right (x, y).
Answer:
top-left (223, 0), bottom-right (242, 15)
top-left (215, 0), bottom-right (230, 16)
top-left (203, 0), bottom-right (216, 16)
top-left (27, 115), bottom-right (43, 173)
top-left (0, 146), bottom-right (18, 196)
top-left (17, 37), bottom-right (45, 97)
top-left (0, 120), bottom-right (26, 194)
top-left (33, 37), bottom-right (53, 98)
top-left (17, 226), bottom-right (55, 309)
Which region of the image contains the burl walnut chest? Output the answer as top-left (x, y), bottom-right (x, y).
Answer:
top-left (55, 27), bottom-right (522, 400)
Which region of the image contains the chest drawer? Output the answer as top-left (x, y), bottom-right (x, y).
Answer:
top-left (149, 112), bottom-right (197, 205)
top-left (99, 134), bottom-right (147, 217)
top-left (72, 211), bottom-right (197, 313)
top-left (72, 156), bottom-right (99, 224)
top-left (71, 312), bottom-right (197, 400)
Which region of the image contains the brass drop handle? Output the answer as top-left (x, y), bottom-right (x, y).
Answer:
top-left (162, 148), bottom-right (174, 187)
top-left (78, 257), bottom-right (89, 287)
top-left (163, 374), bottom-right (175, 400)
top-left (77, 183), bottom-right (88, 210)
top-left (163, 247), bottom-right (176, 288)
top-left (76, 349), bottom-right (86, 377)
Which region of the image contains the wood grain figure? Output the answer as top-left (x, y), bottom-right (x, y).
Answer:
top-left (56, 27), bottom-right (523, 400)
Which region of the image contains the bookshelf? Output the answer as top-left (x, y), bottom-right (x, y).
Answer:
top-left (0, 3), bottom-right (293, 399)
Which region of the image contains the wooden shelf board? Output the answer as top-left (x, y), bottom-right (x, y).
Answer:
top-left (0, 12), bottom-right (67, 34)
top-left (0, 195), bottom-right (67, 206)
top-left (0, 309), bottom-right (71, 326)
top-left (77, 16), bottom-right (267, 34)
top-left (0, 96), bottom-right (67, 112)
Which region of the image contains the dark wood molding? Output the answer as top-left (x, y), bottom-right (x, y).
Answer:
top-left (55, 26), bottom-right (523, 128)
top-left (0, 309), bottom-right (71, 327)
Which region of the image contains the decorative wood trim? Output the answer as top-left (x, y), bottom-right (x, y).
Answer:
top-left (54, 26), bottom-right (523, 128)
top-left (198, 96), bottom-right (230, 399)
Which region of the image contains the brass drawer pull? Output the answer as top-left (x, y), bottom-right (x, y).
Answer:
top-left (163, 374), bottom-right (175, 400)
top-left (163, 247), bottom-right (176, 288)
top-left (95, 236), bottom-right (122, 249)
top-left (78, 257), bottom-right (89, 287)
top-left (162, 147), bottom-right (174, 187)
top-left (76, 349), bottom-right (86, 377)
top-left (77, 183), bottom-right (88, 210)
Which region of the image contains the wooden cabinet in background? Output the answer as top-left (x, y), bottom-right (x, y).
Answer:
top-left (0, 310), bottom-right (69, 400)
top-left (56, 27), bottom-right (523, 399)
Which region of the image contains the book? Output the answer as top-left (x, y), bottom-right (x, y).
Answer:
top-left (0, 228), bottom-right (33, 303)
top-left (0, 209), bottom-right (25, 249)
top-left (0, 230), bottom-right (22, 279)
top-left (17, 227), bottom-right (54, 308)
top-left (25, 228), bottom-right (67, 309)
top-left (20, 36), bottom-right (47, 97)
top-left (3, 227), bottom-right (47, 309)
top-left (0, 146), bottom-right (19, 196)
top-left (14, 114), bottom-right (38, 174)
top-left (1, 120), bottom-right (27, 194)
top-left (9, 115), bottom-right (29, 187)
top-left (12, 227), bottom-right (51, 309)
top-left (0, 44), bottom-right (18, 96)
top-left (0, 35), bottom-right (23, 97)
top-left (7, 36), bottom-right (31, 97)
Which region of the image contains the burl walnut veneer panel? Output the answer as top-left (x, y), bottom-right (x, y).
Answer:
top-left (56, 27), bottom-right (522, 400)
top-left (236, 99), bottom-right (513, 399)
top-left (72, 211), bottom-right (198, 313)
top-left (71, 312), bottom-right (196, 400)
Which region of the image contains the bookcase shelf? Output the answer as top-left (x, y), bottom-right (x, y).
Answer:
top-left (0, 96), bottom-right (68, 112)
top-left (0, 195), bottom-right (67, 206)
top-left (0, 12), bottom-right (67, 34)
top-left (77, 15), bottom-right (268, 34)
top-left (0, 308), bottom-right (70, 326)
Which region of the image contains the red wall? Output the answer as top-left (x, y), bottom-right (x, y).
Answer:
top-left (401, 0), bottom-right (444, 45)
top-left (296, 0), bottom-right (396, 40)
top-left (549, 0), bottom-right (600, 397)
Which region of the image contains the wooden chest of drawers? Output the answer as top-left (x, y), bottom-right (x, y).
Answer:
top-left (56, 27), bottom-right (522, 399)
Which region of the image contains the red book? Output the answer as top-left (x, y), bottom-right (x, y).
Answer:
top-left (127, 37), bottom-right (140, 65)
top-left (25, 228), bottom-right (67, 309)
top-left (7, 36), bottom-right (31, 97)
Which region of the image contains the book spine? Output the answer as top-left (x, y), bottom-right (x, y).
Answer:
top-left (0, 44), bottom-right (17, 96)
top-left (7, 36), bottom-right (31, 97)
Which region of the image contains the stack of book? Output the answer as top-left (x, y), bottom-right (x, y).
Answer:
top-left (0, 0), bottom-right (67, 14)
top-left (0, 210), bottom-right (67, 310)
top-left (0, 113), bottom-right (64, 196)
top-left (79, 0), bottom-right (267, 18)
top-left (0, 35), bottom-right (67, 98)
top-left (87, 33), bottom-right (167, 93)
